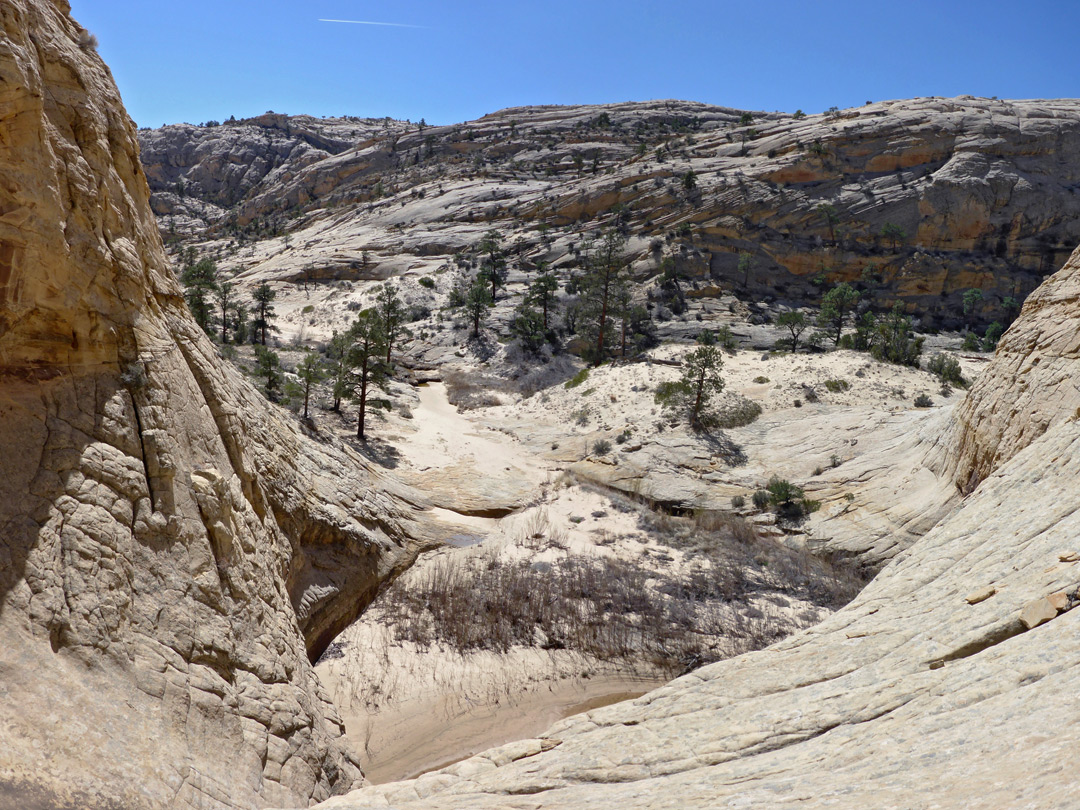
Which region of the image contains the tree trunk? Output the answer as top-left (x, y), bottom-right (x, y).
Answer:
top-left (692, 368), bottom-right (705, 426)
top-left (357, 357), bottom-right (369, 439)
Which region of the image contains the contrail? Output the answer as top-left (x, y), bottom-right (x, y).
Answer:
top-left (318, 18), bottom-right (425, 28)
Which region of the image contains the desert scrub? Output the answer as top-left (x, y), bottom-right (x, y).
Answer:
top-left (914, 393), bottom-right (934, 408)
top-left (823, 378), bottom-right (850, 393)
top-left (372, 498), bottom-right (865, 672)
top-left (712, 396), bottom-right (763, 429)
top-left (418, 276), bottom-right (436, 289)
top-left (565, 368), bottom-right (590, 389)
top-left (925, 352), bottom-right (966, 387)
top-left (592, 439), bottom-right (613, 455)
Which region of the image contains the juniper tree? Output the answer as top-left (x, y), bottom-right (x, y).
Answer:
top-left (776, 311), bottom-right (810, 353)
top-left (655, 345), bottom-right (725, 430)
top-left (872, 304), bottom-right (923, 366)
top-left (510, 300), bottom-right (547, 353)
top-left (881, 222), bottom-right (906, 250)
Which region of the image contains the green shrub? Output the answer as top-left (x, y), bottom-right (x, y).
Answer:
top-left (914, 394), bottom-right (933, 408)
top-left (301, 304), bottom-right (315, 314)
top-left (731, 495), bottom-right (746, 509)
top-left (592, 439), bottom-right (613, 455)
top-left (823, 378), bottom-right (850, 393)
top-left (753, 376), bottom-right (770, 384)
top-left (418, 276), bottom-right (436, 289)
top-left (751, 490), bottom-right (770, 509)
top-left (925, 352), bottom-right (966, 387)
top-left (961, 332), bottom-right (981, 351)
top-left (766, 476), bottom-right (804, 506)
top-left (565, 368), bottom-right (590, 389)
top-left (712, 397), bottom-right (763, 429)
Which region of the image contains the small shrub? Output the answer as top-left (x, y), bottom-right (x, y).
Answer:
top-left (823, 378), bottom-right (849, 393)
top-left (961, 332), bottom-right (981, 351)
top-left (301, 304), bottom-right (315, 314)
top-left (565, 368), bottom-right (590, 389)
top-left (731, 495), bottom-right (746, 509)
top-left (716, 325), bottom-right (738, 352)
top-left (925, 353), bottom-right (966, 387)
top-left (753, 376), bottom-right (770, 384)
top-left (418, 276), bottom-right (436, 289)
top-left (615, 429), bottom-right (632, 444)
top-left (712, 397), bottom-right (763, 429)
top-left (593, 439), bottom-right (613, 455)
top-left (572, 407), bottom-right (590, 426)
top-left (914, 394), bottom-right (933, 408)
top-left (752, 490), bottom-right (770, 509)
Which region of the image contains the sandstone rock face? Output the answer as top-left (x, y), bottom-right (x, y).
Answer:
top-left (141, 98), bottom-right (1080, 329)
top-left (300, 254), bottom-right (1080, 807)
top-left (0, 3), bottom-right (435, 808)
top-left (947, 243), bottom-right (1080, 493)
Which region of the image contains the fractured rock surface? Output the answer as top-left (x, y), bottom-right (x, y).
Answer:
top-left (304, 249), bottom-right (1080, 808)
top-left (0, 2), bottom-right (436, 807)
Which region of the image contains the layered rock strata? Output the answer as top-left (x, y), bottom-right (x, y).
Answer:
top-left (0, 2), bottom-right (434, 808)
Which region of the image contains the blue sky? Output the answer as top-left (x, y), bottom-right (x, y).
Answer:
top-left (73, 0), bottom-right (1080, 128)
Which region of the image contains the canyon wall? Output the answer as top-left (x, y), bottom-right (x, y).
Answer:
top-left (0, 2), bottom-right (436, 807)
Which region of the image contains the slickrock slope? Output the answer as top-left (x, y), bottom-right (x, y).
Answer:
top-left (306, 248), bottom-right (1080, 809)
top-left (142, 98), bottom-right (1080, 328)
top-left (948, 245), bottom-right (1080, 492)
top-left (0, 2), bottom-right (436, 808)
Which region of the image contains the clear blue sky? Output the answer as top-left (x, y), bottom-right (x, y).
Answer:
top-left (73, 0), bottom-right (1080, 128)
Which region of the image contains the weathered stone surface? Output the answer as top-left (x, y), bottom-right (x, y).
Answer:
top-left (948, 245), bottom-right (1080, 493)
top-left (0, 3), bottom-right (438, 808)
top-left (141, 98), bottom-right (1080, 330)
top-left (299, 249), bottom-right (1080, 808)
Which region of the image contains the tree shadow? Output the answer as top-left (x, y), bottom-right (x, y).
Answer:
top-left (699, 430), bottom-right (747, 467)
top-left (353, 436), bottom-right (402, 469)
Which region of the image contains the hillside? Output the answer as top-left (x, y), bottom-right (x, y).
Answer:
top-left (140, 97), bottom-right (1080, 329)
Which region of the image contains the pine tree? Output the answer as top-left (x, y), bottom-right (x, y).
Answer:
top-left (375, 282), bottom-right (410, 366)
top-left (295, 350), bottom-right (324, 419)
top-left (254, 345), bottom-right (281, 401)
top-left (348, 310), bottom-right (391, 440)
top-left (525, 267), bottom-right (559, 329)
top-left (477, 230), bottom-right (507, 301)
top-left (251, 282), bottom-right (278, 345)
top-left (580, 228), bottom-right (628, 365)
top-left (180, 257), bottom-right (218, 335)
top-left (216, 280), bottom-right (235, 344)
top-left (326, 331), bottom-right (354, 412)
top-left (655, 346), bottom-right (725, 430)
top-left (463, 277), bottom-right (493, 337)
top-left (816, 283), bottom-right (860, 346)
